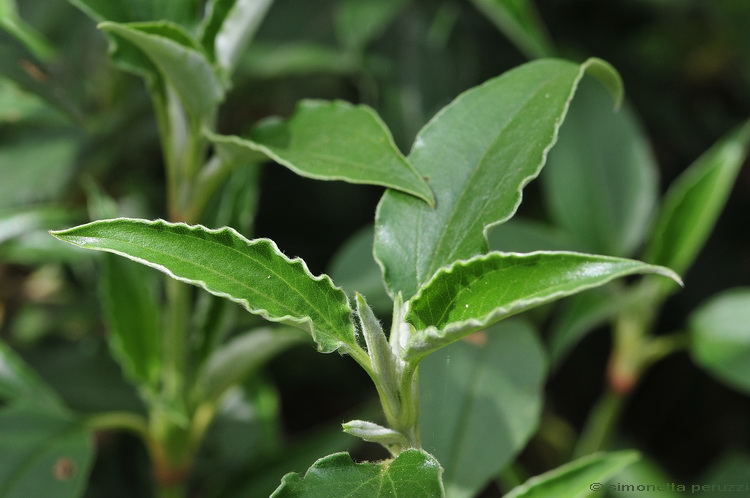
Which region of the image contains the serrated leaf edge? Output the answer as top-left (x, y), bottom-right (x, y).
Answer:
top-left (51, 218), bottom-right (356, 354)
top-left (404, 250), bottom-right (681, 360)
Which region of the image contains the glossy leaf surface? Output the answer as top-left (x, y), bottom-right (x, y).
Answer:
top-left (689, 288), bottom-right (750, 394)
top-left (374, 58), bottom-right (622, 299)
top-left (271, 449), bottom-right (444, 497)
top-left (420, 319), bottom-right (545, 498)
top-left (405, 251), bottom-right (680, 360)
top-left (209, 100), bottom-right (434, 205)
top-left (51, 218), bottom-right (357, 355)
top-left (543, 79), bottom-right (659, 257)
top-left (644, 120), bottom-right (750, 277)
top-left (504, 451), bottom-right (639, 498)
top-left (0, 404), bottom-right (93, 498)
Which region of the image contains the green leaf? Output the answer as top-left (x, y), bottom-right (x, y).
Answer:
top-left (0, 133), bottom-right (79, 209)
top-left (50, 218), bottom-right (358, 355)
top-left (404, 251), bottom-right (680, 360)
top-left (271, 449), bottom-right (445, 498)
top-left (200, 0), bottom-right (274, 76)
top-left (101, 255), bottom-right (162, 394)
top-left (644, 119), bottom-right (750, 278)
top-left (201, 327), bottom-right (307, 402)
top-left (419, 319), bottom-right (546, 498)
top-left (488, 218), bottom-right (584, 253)
top-left (469, 0), bottom-right (554, 59)
top-left (0, 340), bottom-right (62, 408)
top-left (504, 450), bottom-right (639, 498)
top-left (374, 58), bottom-right (623, 299)
top-left (0, 0), bottom-right (55, 60)
top-left (334, 0), bottom-right (408, 50)
top-left (328, 225), bottom-right (391, 314)
top-left (99, 21), bottom-right (224, 123)
top-left (239, 42), bottom-right (357, 78)
top-left (0, 404), bottom-right (94, 498)
top-left (208, 100), bottom-right (435, 206)
top-left (68, 0), bottom-right (201, 27)
top-left (543, 78), bottom-right (659, 257)
top-left (0, 206), bottom-right (77, 244)
top-left (689, 288), bottom-right (750, 394)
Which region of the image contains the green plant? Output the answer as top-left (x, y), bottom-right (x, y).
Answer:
top-left (50, 57), bottom-right (683, 495)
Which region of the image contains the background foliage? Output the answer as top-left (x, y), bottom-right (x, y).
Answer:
top-left (2, 0), bottom-right (749, 496)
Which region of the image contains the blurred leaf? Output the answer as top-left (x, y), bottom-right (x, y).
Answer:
top-left (470, 0), bottom-right (554, 59)
top-left (201, 327), bottom-right (307, 402)
top-left (607, 456), bottom-right (683, 498)
top-left (547, 289), bottom-right (619, 366)
top-left (0, 0), bottom-right (55, 60)
top-left (488, 218), bottom-right (584, 253)
top-left (271, 449), bottom-right (444, 497)
top-left (419, 319), bottom-right (546, 498)
top-left (0, 403), bottom-right (93, 498)
top-left (404, 251), bottom-right (680, 361)
top-left (101, 255), bottom-right (162, 395)
top-left (208, 100), bottom-right (435, 206)
top-left (504, 450), bottom-right (639, 498)
top-left (68, 0), bottom-right (201, 27)
top-left (0, 31), bottom-right (82, 120)
top-left (51, 218), bottom-right (359, 356)
top-left (644, 119), bottom-right (750, 278)
top-left (240, 42), bottom-right (356, 78)
top-left (374, 58), bottom-right (623, 299)
top-left (0, 206), bottom-right (77, 244)
top-left (200, 0), bottom-right (274, 77)
top-left (543, 79), bottom-right (659, 257)
top-left (100, 22), bottom-right (224, 124)
top-left (696, 452), bottom-right (750, 498)
top-left (327, 225), bottom-right (391, 314)
top-left (0, 340), bottom-right (62, 408)
top-left (334, 0), bottom-right (408, 51)
top-left (689, 287), bottom-right (750, 394)
top-left (0, 132), bottom-right (79, 208)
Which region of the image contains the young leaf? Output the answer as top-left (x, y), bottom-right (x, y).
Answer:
top-left (404, 251), bottom-right (680, 361)
top-left (0, 404), bottom-right (94, 498)
top-left (504, 450), bottom-right (639, 498)
top-left (644, 119), bottom-right (750, 277)
top-left (419, 319), bottom-right (546, 498)
top-left (51, 218), bottom-right (359, 356)
top-left (208, 100), bottom-right (435, 206)
top-left (374, 58), bottom-right (623, 299)
top-left (271, 449), bottom-right (444, 497)
top-left (99, 21), bottom-right (224, 123)
top-left (200, 0), bottom-right (274, 76)
top-left (689, 288), bottom-right (750, 394)
top-left (0, 340), bottom-right (63, 408)
top-left (543, 79), bottom-right (659, 257)
top-left (469, 0), bottom-right (554, 59)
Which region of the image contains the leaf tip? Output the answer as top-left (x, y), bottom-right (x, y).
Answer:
top-left (582, 57), bottom-right (624, 110)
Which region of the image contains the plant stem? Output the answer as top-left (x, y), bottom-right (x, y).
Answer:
top-left (573, 388), bottom-right (624, 457)
top-left (85, 411), bottom-right (150, 440)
